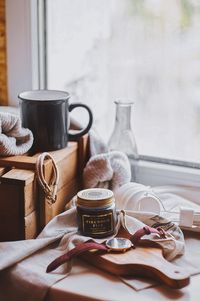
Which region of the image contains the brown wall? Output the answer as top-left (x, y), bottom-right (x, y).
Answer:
top-left (0, 0), bottom-right (7, 105)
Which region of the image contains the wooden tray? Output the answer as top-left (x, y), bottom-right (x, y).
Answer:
top-left (80, 242), bottom-right (190, 289)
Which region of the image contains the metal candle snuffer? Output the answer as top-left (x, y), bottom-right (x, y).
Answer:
top-left (76, 188), bottom-right (117, 238)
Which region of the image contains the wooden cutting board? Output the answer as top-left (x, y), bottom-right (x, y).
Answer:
top-left (80, 243), bottom-right (190, 289)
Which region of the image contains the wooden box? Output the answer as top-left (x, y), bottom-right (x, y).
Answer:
top-left (0, 135), bottom-right (89, 241)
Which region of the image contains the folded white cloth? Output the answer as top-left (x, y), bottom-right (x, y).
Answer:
top-left (0, 112), bottom-right (33, 156)
top-left (83, 130), bottom-right (131, 190)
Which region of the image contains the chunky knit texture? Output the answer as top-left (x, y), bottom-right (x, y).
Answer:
top-left (83, 130), bottom-right (131, 190)
top-left (0, 112), bottom-right (33, 156)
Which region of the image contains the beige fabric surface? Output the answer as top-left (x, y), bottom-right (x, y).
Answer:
top-left (47, 244), bottom-right (200, 301)
top-left (1, 184), bottom-right (200, 301)
top-left (0, 205), bottom-right (183, 301)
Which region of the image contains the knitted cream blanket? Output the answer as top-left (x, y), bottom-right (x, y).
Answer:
top-left (83, 130), bottom-right (131, 190)
top-left (0, 112), bottom-right (33, 156)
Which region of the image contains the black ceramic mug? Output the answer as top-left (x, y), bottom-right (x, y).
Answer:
top-left (18, 90), bottom-right (93, 153)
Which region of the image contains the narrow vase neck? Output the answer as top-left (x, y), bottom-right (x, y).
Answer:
top-left (115, 103), bottom-right (133, 129)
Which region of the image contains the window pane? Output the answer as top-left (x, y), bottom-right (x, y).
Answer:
top-left (46, 0), bottom-right (200, 163)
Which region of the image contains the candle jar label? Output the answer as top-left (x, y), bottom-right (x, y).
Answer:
top-left (82, 212), bottom-right (114, 236)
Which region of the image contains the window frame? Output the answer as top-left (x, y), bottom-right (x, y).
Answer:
top-left (5, 0), bottom-right (200, 187)
top-left (6, 0), bottom-right (46, 106)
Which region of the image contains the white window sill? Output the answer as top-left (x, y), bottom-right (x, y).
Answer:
top-left (130, 157), bottom-right (200, 187)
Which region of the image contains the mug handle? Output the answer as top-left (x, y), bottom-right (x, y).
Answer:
top-left (68, 103), bottom-right (93, 140)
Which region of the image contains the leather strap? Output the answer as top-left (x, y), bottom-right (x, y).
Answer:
top-left (130, 225), bottom-right (166, 246)
top-left (46, 242), bottom-right (107, 273)
top-left (36, 152), bottom-right (59, 205)
top-left (46, 226), bottom-right (167, 273)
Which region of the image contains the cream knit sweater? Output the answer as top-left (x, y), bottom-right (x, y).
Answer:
top-left (0, 112), bottom-right (33, 156)
top-left (83, 130), bottom-right (131, 190)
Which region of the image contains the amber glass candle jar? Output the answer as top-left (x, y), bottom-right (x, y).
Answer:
top-left (76, 188), bottom-right (117, 238)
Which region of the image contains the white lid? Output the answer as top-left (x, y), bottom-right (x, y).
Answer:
top-left (77, 188), bottom-right (113, 201)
